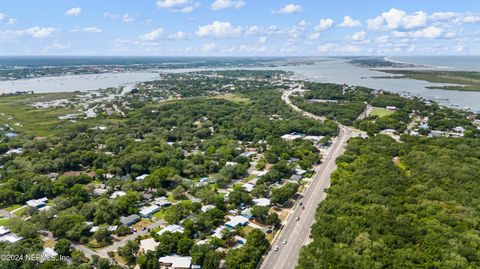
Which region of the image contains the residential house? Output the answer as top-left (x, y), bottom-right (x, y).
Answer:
top-left (26, 197), bottom-right (48, 209)
top-left (157, 225), bottom-right (185, 236)
top-left (225, 215), bottom-right (249, 229)
top-left (158, 255), bottom-right (192, 269)
top-left (139, 205), bottom-right (160, 218)
top-left (140, 238), bottom-right (159, 253)
top-left (120, 214), bottom-right (141, 226)
top-left (252, 198), bottom-right (271, 207)
top-left (136, 174), bottom-right (149, 181)
top-left (110, 191), bottom-right (127, 199)
top-left (153, 197), bottom-right (172, 208)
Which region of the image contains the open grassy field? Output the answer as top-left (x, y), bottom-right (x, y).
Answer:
top-left (377, 70), bottom-right (480, 91)
top-left (0, 218), bottom-right (9, 226)
top-left (2, 204), bottom-right (21, 212)
top-left (212, 93), bottom-right (251, 104)
top-left (0, 92), bottom-right (79, 136)
top-left (369, 107), bottom-right (395, 118)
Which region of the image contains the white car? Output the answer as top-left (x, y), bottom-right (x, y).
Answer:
top-left (282, 239), bottom-right (287, 245)
top-left (274, 245), bottom-right (279, 251)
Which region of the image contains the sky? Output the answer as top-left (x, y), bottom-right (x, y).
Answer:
top-left (0, 0), bottom-right (479, 56)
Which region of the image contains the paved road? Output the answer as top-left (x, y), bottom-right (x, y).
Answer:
top-left (261, 127), bottom-right (353, 269)
top-left (282, 89), bottom-right (326, 123)
top-left (260, 88), bottom-right (359, 269)
top-left (75, 220), bottom-right (165, 259)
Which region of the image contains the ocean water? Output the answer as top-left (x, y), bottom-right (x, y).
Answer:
top-left (389, 56), bottom-right (480, 71)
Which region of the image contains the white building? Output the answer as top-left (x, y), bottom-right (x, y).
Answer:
top-left (140, 238), bottom-right (159, 253)
top-left (158, 255), bottom-right (192, 269)
top-left (26, 197), bottom-right (48, 208)
top-left (253, 198), bottom-right (271, 207)
top-left (157, 225), bottom-right (185, 236)
top-left (225, 215), bottom-right (249, 229)
top-left (139, 205), bottom-right (160, 218)
top-left (109, 191), bottom-right (126, 199)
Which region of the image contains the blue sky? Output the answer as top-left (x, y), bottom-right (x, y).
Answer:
top-left (0, 0), bottom-right (479, 56)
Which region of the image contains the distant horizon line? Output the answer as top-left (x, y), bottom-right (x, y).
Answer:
top-left (0, 55), bottom-right (479, 58)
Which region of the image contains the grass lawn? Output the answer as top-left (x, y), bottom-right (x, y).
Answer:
top-left (13, 207), bottom-right (28, 216)
top-left (241, 225), bottom-right (256, 236)
top-left (369, 107), bottom-right (395, 118)
top-left (3, 204), bottom-right (21, 212)
top-left (212, 93), bottom-right (251, 105)
top-left (0, 92), bottom-right (79, 136)
top-left (0, 218), bottom-right (9, 226)
top-left (132, 218), bottom-right (153, 230)
top-left (167, 194), bottom-right (177, 203)
top-left (242, 174), bottom-right (257, 183)
top-left (151, 210), bottom-right (166, 220)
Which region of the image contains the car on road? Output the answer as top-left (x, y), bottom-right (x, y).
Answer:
top-left (299, 202), bottom-right (303, 206)
top-left (296, 216), bottom-right (300, 221)
top-left (141, 227), bottom-right (147, 231)
top-left (282, 239), bottom-right (287, 245)
top-left (274, 245), bottom-right (279, 251)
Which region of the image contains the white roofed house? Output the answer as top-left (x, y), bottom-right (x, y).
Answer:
top-left (253, 198), bottom-right (271, 207)
top-left (225, 215), bottom-right (249, 229)
top-left (157, 224), bottom-right (185, 236)
top-left (139, 205), bottom-right (160, 218)
top-left (109, 191), bottom-right (127, 199)
top-left (158, 255), bottom-right (193, 269)
top-left (140, 238), bottom-right (159, 253)
top-left (153, 196), bottom-right (172, 208)
top-left (26, 197), bottom-right (48, 209)
top-left (136, 174), bottom-right (149, 181)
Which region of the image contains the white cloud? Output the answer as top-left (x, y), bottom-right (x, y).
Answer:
top-left (367, 8), bottom-right (427, 30)
top-left (168, 31), bottom-right (188, 39)
top-left (156, 0), bottom-right (200, 13)
top-left (317, 43), bottom-right (360, 53)
top-left (44, 41), bottom-right (71, 51)
top-left (429, 12), bottom-right (459, 21)
top-left (375, 35), bottom-right (389, 44)
top-left (211, 0), bottom-right (245, 10)
top-left (351, 31), bottom-right (366, 41)
top-left (122, 13), bottom-right (135, 23)
top-left (393, 26), bottom-right (443, 39)
top-left (27, 27), bottom-right (57, 38)
top-left (201, 42), bottom-right (217, 52)
top-left (245, 26), bottom-right (261, 35)
top-left (462, 15), bottom-right (480, 23)
top-left (138, 28), bottom-right (164, 41)
top-left (314, 18), bottom-right (334, 31)
top-left (1, 27), bottom-right (57, 39)
top-left (65, 7), bottom-right (82, 17)
top-left (71, 27), bottom-right (102, 33)
top-left (274, 4), bottom-right (303, 14)
top-left (104, 12), bottom-right (119, 20)
top-left (307, 32), bottom-right (321, 40)
top-left (258, 36), bottom-right (268, 44)
top-left (0, 13), bottom-right (5, 21)
top-left (7, 18), bottom-right (17, 25)
top-left (196, 21), bottom-right (242, 38)
top-left (339, 16), bottom-right (361, 27)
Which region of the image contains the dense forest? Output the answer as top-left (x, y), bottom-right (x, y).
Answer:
top-left (298, 135), bottom-right (480, 268)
